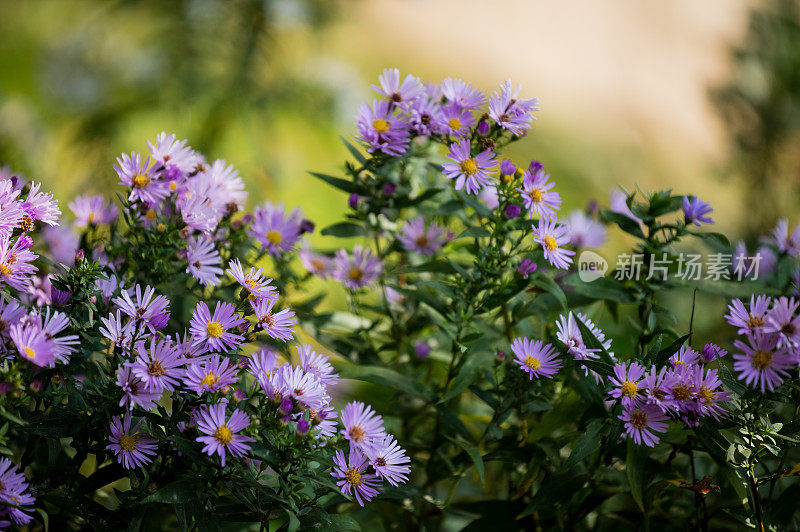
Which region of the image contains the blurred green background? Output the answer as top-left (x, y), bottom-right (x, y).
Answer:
top-left (0, 0), bottom-right (798, 264)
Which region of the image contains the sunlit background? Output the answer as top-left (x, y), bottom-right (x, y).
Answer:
top-left (1, 0), bottom-right (799, 334)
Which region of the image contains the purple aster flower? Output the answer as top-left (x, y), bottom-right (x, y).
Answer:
top-left (500, 159), bottom-right (516, 176)
top-left (248, 202), bottom-right (304, 256)
top-left (340, 401), bottom-right (386, 452)
top-left (189, 301), bottom-right (246, 352)
top-left (184, 354), bottom-right (240, 394)
top-left (227, 259), bottom-right (277, 300)
top-left (693, 367), bottom-right (732, 420)
top-left (441, 103), bottom-right (474, 137)
top-left (113, 284), bottom-right (171, 333)
top-left (517, 258), bottom-right (538, 279)
top-left (248, 349), bottom-right (280, 395)
top-left (442, 139), bottom-right (497, 195)
top-left (533, 216), bottom-right (574, 269)
top-left (398, 217), bottom-right (446, 255)
top-left (116, 365), bottom-right (160, 411)
top-left (146, 131), bottom-right (199, 182)
top-left (0, 296), bottom-right (25, 340)
top-left (195, 404), bottom-right (254, 466)
top-left (201, 159), bottom-right (248, 212)
top-left (666, 364), bottom-right (700, 409)
top-left (251, 297), bottom-right (296, 341)
top-left (408, 97), bottom-right (444, 136)
top-left (609, 361), bottom-right (646, 407)
top-left (275, 363), bottom-right (329, 412)
top-left (609, 189), bottom-right (642, 224)
top-left (488, 79), bottom-right (539, 136)
top-left (619, 404), bottom-right (669, 447)
top-left (0, 459), bottom-right (35, 526)
top-left (114, 152), bottom-right (168, 205)
top-left (555, 311), bottom-right (614, 381)
top-left (441, 77), bottom-right (486, 110)
top-left (355, 99), bottom-right (410, 157)
top-left (371, 68), bottom-right (424, 107)
top-left (99, 310), bottom-right (136, 350)
top-left (700, 343), bottom-right (727, 363)
top-left (107, 412), bottom-right (157, 469)
top-left (733, 333), bottom-right (794, 392)
top-left (366, 434), bottom-right (410, 486)
top-left (95, 274), bottom-right (120, 305)
top-left (510, 337), bottom-right (562, 379)
top-left (185, 237), bottom-right (223, 287)
top-left (68, 194), bottom-right (118, 227)
top-left (563, 210), bottom-right (607, 249)
top-left (0, 180), bottom-right (23, 236)
top-left (129, 337), bottom-right (185, 393)
top-left (669, 345), bottom-right (700, 368)
top-left (10, 321), bottom-right (56, 367)
top-left (682, 196), bottom-right (714, 226)
top-left (0, 234), bottom-right (38, 291)
top-left (724, 294), bottom-right (772, 335)
top-left (333, 245), bottom-right (382, 290)
top-left (764, 297), bottom-right (800, 348)
top-left (298, 241), bottom-right (334, 279)
top-left (313, 406), bottom-right (338, 440)
top-left (331, 448), bottom-right (381, 507)
top-left (20, 182), bottom-right (60, 228)
top-left (517, 166), bottom-right (561, 218)
top-left (297, 344), bottom-right (338, 388)
top-left (41, 225), bottom-right (79, 266)
top-left (641, 366), bottom-right (677, 413)
top-left (770, 219), bottom-right (800, 257)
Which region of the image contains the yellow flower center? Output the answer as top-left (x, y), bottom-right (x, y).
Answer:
top-left (372, 119), bottom-right (390, 134)
top-left (523, 356), bottom-right (540, 370)
top-left (214, 426), bottom-right (233, 444)
top-left (529, 188), bottom-right (543, 203)
top-left (747, 314), bottom-right (764, 328)
top-left (169, 182), bottom-right (178, 191)
top-left (88, 212), bottom-right (96, 223)
top-left (673, 385), bottom-right (691, 401)
top-left (348, 267), bottom-right (364, 282)
top-left (698, 387), bottom-right (714, 403)
top-left (267, 230), bottom-right (282, 245)
top-left (349, 426), bottom-right (366, 442)
top-left (119, 434), bottom-right (136, 451)
top-left (752, 349), bottom-right (772, 370)
top-left (0, 264), bottom-right (11, 277)
top-left (543, 236), bottom-right (558, 252)
top-left (629, 410), bottom-right (647, 429)
top-left (147, 361), bottom-right (166, 377)
top-left (460, 158), bottom-right (478, 175)
top-left (345, 467), bottom-right (363, 486)
top-left (206, 322), bottom-right (224, 338)
top-left (448, 118), bottom-right (462, 130)
top-left (23, 347), bottom-right (35, 359)
top-left (621, 380), bottom-right (638, 397)
top-left (145, 209), bottom-right (157, 221)
top-left (200, 373), bottom-right (218, 389)
top-left (132, 174), bottom-right (150, 189)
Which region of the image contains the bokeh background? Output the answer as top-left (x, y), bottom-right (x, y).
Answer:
top-left (1, 0), bottom-right (799, 317)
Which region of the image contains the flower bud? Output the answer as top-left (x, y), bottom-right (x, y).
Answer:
top-left (279, 397), bottom-right (293, 415)
top-left (296, 419), bottom-right (310, 436)
top-left (75, 249), bottom-right (85, 264)
top-left (504, 204), bottom-right (521, 220)
top-left (529, 160), bottom-right (544, 173)
top-left (500, 159), bottom-right (516, 176)
top-left (476, 121), bottom-right (490, 136)
top-left (496, 350), bottom-right (506, 361)
top-left (300, 219), bottom-right (315, 234)
top-left (382, 183), bottom-right (397, 196)
top-left (348, 193), bottom-right (360, 209)
top-left (414, 342), bottom-right (431, 360)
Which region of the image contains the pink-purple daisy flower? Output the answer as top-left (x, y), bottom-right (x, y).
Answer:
top-left (195, 404), bottom-right (255, 466)
top-left (533, 216), bottom-right (574, 269)
top-left (733, 333), bottom-right (794, 392)
top-left (398, 216), bottom-right (447, 255)
top-left (333, 246), bottom-right (382, 290)
top-left (619, 404), bottom-right (669, 447)
top-left (189, 301), bottom-right (246, 353)
top-left (251, 297), bottom-right (296, 342)
top-left (509, 337), bottom-right (562, 379)
top-left (517, 166), bottom-right (561, 218)
top-left (107, 411), bottom-right (158, 469)
top-left (331, 448), bottom-right (381, 507)
top-left (442, 139), bottom-right (497, 195)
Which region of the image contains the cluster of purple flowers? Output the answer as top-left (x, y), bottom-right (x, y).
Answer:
top-left (726, 294), bottom-right (800, 392)
top-left (332, 401), bottom-right (410, 506)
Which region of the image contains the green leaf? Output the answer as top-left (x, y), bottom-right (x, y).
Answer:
top-left (563, 419), bottom-right (603, 469)
top-left (600, 209), bottom-right (645, 239)
top-left (320, 222), bottom-right (367, 238)
top-left (563, 275), bottom-right (635, 303)
top-left (449, 437), bottom-right (485, 487)
top-left (299, 510), bottom-right (361, 531)
top-left (626, 441), bottom-right (647, 511)
top-left (456, 226), bottom-right (491, 239)
top-left (309, 172), bottom-right (363, 194)
top-left (652, 333), bottom-right (691, 365)
top-left (439, 352), bottom-right (493, 404)
top-left (530, 273), bottom-right (567, 310)
top-left (338, 360), bottom-right (434, 401)
top-left (340, 136), bottom-right (366, 163)
top-left (143, 480), bottom-right (196, 504)
top-left (394, 188), bottom-right (443, 208)
top-left (689, 230), bottom-right (731, 249)
top-left (392, 261), bottom-right (457, 275)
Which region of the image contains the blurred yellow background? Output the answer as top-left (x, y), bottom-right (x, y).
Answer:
top-left (0, 0), bottom-right (792, 241)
